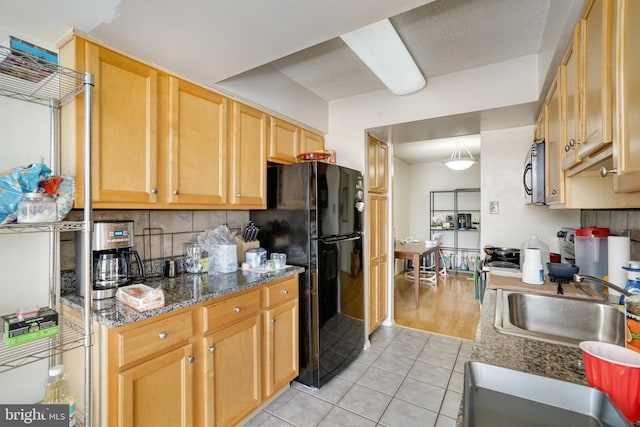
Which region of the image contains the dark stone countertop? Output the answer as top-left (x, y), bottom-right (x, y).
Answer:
top-left (62, 266), bottom-right (304, 329)
top-left (456, 287), bottom-right (588, 426)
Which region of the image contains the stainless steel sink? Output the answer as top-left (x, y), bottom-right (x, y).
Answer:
top-left (463, 362), bottom-right (631, 426)
top-left (494, 290), bottom-right (626, 347)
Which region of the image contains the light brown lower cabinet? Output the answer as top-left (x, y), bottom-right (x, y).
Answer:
top-left (203, 314), bottom-right (262, 427)
top-left (117, 344), bottom-right (194, 427)
top-left (93, 275), bottom-right (299, 427)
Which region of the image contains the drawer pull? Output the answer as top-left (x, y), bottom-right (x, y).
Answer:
top-left (234, 306), bottom-right (241, 313)
top-left (187, 355), bottom-right (195, 364)
top-left (151, 188), bottom-right (158, 194)
top-left (282, 289), bottom-right (289, 295)
top-left (159, 332), bottom-right (168, 340)
top-left (209, 346), bottom-right (216, 353)
top-left (271, 318), bottom-right (276, 324)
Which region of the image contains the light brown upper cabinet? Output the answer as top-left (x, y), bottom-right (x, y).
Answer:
top-left (561, 22), bottom-right (582, 170)
top-left (299, 128), bottom-right (324, 153)
top-left (163, 76), bottom-right (228, 207)
top-left (613, 0), bottom-right (640, 193)
top-left (228, 102), bottom-right (267, 208)
top-left (60, 37), bottom-right (160, 207)
top-left (578, 0), bottom-right (613, 160)
top-left (544, 72), bottom-right (565, 205)
top-left (60, 36), bottom-right (230, 209)
top-left (367, 135), bottom-right (388, 194)
top-left (268, 116), bottom-right (299, 164)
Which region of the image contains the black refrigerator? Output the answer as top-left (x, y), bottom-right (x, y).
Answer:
top-left (250, 161), bottom-right (365, 389)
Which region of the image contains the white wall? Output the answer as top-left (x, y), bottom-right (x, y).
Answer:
top-left (326, 54), bottom-right (539, 172)
top-left (407, 161), bottom-right (481, 243)
top-left (392, 157), bottom-right (410, 273)
top-left (0, 96), bottom-right (54, 403)
top-left (214, 65), bottom-right (329, 134)
top-left (480, 125), bottom-right (580, 253)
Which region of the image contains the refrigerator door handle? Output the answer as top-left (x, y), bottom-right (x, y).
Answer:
top-left (318, 234), bottom-right (361, 244)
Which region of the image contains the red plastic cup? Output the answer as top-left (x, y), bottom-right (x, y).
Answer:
top-left (580, 341), bottom-right (640, 422)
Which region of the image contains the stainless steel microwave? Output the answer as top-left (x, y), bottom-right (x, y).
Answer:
top-left (524, 139), bottom-right (545, 205)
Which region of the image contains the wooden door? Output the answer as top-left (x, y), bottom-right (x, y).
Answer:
top-left (562, 23), bottom-right (582, 170)
top-left (545, 73), bottom-right (564, 204)
top-left (368, 194), bottom-right (381, 333)
top-left (299, 128), bottom-right (324, 153)
top-left (117, 345), bottom-right (194, 427)
top-left (613, 0), bottom-right (640, 193)
top-left (204, 315), bottom-right (261, 427)
top-left (166, 77), bottom-right (228, 206)
top-left (86, 42), bottom-right (159, 205)
top-left (268, 117), bottom-right (299, 164)
top-left (378, 195), bottom-right (389, 323)
top-left (579, 0), bottom-right (613, 159)
top-left (263, 299), bottom-right (299, 398)
top-left (229, 102), bottom-right (267, 208)
top-left (367, 136), bottom-right (388, 193)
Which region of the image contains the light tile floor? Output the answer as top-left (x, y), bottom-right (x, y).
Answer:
top-left (243, 326), bottom-right (472, 427)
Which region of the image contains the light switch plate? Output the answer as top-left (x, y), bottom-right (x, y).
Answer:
top-left (489, 201), bottom-right (499, 214)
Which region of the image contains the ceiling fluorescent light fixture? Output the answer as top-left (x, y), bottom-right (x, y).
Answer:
top-left (340, 19), bottom-right (426, 95)
top-left (444, 142), bottom-right (477, 171)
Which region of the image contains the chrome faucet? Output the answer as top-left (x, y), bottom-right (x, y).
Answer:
top-left (573, 274), bottom-right (632, 300)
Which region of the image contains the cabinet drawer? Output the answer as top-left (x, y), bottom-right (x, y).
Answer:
top-left (115, 311), bottom-right (193, 367)
top-left (203, 289), bottom-right (261, 334)
top-left (264, 277), bottom-right (298, 308)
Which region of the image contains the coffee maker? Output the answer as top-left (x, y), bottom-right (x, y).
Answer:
top-left (76, 220), bottom-right (145, 299)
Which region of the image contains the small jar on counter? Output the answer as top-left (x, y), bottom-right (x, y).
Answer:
top-left (17, 192), bottom-right (58, 223)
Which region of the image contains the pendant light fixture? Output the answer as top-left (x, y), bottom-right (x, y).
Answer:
top-left (340, 18), bottom-right (426, 96)
top-left (443, 141), bottom-right (477, 171)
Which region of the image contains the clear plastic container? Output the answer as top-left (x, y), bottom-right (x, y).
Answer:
top-left (43, 364), bottom-right (76, 427)
top-left (17, 192), bottom-right (57, 223)
top-left (520, 235), bottom-right (550, 274)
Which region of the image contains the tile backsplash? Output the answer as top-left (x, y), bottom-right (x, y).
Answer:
top-left (60, 209), bottom-right (249, 271)
top-left (581, 209), bottom-right (640, 260)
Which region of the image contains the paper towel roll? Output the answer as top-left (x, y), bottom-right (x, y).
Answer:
top-left (608, 235), bottom-right (630, 287)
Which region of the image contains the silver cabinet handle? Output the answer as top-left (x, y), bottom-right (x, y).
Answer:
top-left (270, 318), bottom-right (276, 324)
top-left (569, 138), bottom-right (580, 147)
top-left (234, 306), bottom-right (241, 313)
top-left (551, 189), bottom-right (557, 195)
top-left (159, 331), bottom-right (168, 340)
top-left (209, 346), bottom-right (216, 353)
top-left (564, 144), bottom-right (570, 152)
top-left (151, 188), bottom-right (158, 194)
top-left (600, 166), bottom-right (617, 177)
top-left (282, 289), bottom-right (289, 295)
top-left (187, 355), bottom-right (195, 364)
top-left (236, 193), bottom-right (241, 198)
top-left (173, 189), bottom-right (179, 195)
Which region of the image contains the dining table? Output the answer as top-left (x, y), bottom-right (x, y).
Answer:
top-left (394, 242), bottom-right (440, 308)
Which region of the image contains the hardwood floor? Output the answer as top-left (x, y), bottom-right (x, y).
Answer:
top-left (393, 270), bottom-right (480, 341)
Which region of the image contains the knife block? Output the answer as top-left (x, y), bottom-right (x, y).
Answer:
top-left (235, 235), bottom-right (260, 264)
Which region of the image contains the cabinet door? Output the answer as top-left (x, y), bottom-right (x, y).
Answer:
top-left (263, 299), bottom-right (298, 398)
top-left (86, 42), bottom-right (159, 205)
top-left (613, 0), bottom-right (640, 193)
top-left (229, 102), bottom-right (267, 208)
top-left (378, 196), bottom-right (388, 323)
top-left (368, 194), bottom-right (383, 333)
top-left (117, 344), bottom-right (194, 427)
top-left (167, 77), bottom-right (228, 206)
top-left (268, 117), bottom-right (299, 164)
top-left (299, 128), bottom-right (324, 153)
top-left (579, 0), bottom-right (613, 159)
top-left (204, 315), bottom-right (261, 427)
top-left (562, 23), bottom-right (582, 170)
top-left (367, 136), bottom-right (388, 193)
top-left (545, 73), bottom-right (565, 204)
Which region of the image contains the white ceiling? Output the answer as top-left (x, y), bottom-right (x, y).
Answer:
top-left (0, 0), bottom-right (582, 163)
